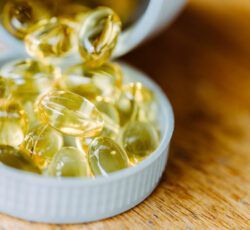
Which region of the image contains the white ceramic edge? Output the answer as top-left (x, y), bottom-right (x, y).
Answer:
top-left (0, 0), bottom-right (186, 60)
top-left (0, 60), bottom-right (174, 224)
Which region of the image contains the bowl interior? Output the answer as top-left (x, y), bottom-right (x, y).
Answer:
top-left (0, 57), bottom-right (174, 185)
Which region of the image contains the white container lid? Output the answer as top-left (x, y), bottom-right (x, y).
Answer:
top-left (0, 0), bottom-right (186, 59)
top-left (0, 60), bottom-right (174, 224)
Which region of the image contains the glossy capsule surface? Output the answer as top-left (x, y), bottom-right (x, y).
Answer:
top-left (25, 17), bottom-right (76, 59)
top-left (0, 145), bottom-right (40, 173)
top-left (1, 0), bottom-right (50, 39)
top-left (0, 100), bottom-right (28, 147)
top-left (76, 99), bottom-right (120, 153)
top-left (48, 147), bottom-right (90, 177)
top-left (78, 7), bottom-right (121, 68)
top-left (116, 82), bottom-right (156, 125)
top-left (121, 121), bottom-right (159, 159)
top-left (0, 59), bottom-right (59, 101)
top-left (0, 77), bottom-right (9, 99)
top-left (88, 137), bottom-right (128, 176)
top-left (20, 125), bottom-right (63, 170)
top-left (37, 91), bottom-right (104, 137)
top-left (62, 62), bottom-right (123, 101)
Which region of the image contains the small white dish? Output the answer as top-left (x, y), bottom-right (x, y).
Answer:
top-left (0, 61), bottom-right (174, 224)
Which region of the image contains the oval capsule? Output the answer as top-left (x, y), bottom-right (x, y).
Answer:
top-left (116, 82), bottom-right (156, 125)
top-left (88, 137), bottom-right (129, 176)
top-left (36, 91), bottom-right (104, 137)
top-left (62, 62), bottom-right (123, 101)
top-left (20, 124), bottom-right (63, 170)
top-left (25, 17), bottom-right (76, 59)
top-left (121, 121), bottom-right (159, 160)
top-left (2, 0), bottom-right (50, 39)
top-left (0, 58), bottom-right (60, 101)
top-left (0, 100), bottom-right (28, 147)
top-left (76, 99), bottom-right (120, 153)
top-left (48, 147), bottom-right (91, 177)
top-left (78, 7), bottom-right (121, 68)
top-left (0, 145), bottom-right (40, 173)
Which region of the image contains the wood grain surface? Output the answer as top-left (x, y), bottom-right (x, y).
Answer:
top-left (1, 0), bottom-right (250, 229)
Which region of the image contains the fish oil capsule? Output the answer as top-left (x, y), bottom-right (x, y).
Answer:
top-left (62, 62), bottom-right (123, 101)
top-left (48, 147), bottom-right (91, 177)
top-left (25, 17), bottom-right (76, 60)
top-left (76, 99), bottom-right (120, 152)
top-left (0, 100), bottom-right (28, 147)
top-left (0, 145), bottom-right (40, 173)
top-left (88, 137), bottom-right (129, 176)
top-left (1, 0), bottom-right (50, 39)
top-left (0, 77), bottom-right (9, 99)
top-left (37, 91), bottom-right (104, 137)
top-left (116, 82), bottom-right (156, 125)
top-left (20, 125), bottom-right (63, 170)
top-left (0, 59), bottom-right (60, 101)
top-left (121, 121), bottom-right (159, 161)
top-left (78, 7), bottom-right (121, 68)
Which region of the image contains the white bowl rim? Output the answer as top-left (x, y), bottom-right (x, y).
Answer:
top-left (0, 62), bottom-right (174, 186)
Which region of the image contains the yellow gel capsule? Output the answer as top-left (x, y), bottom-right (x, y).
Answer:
top-left (116, 82), bottom-right (156, 125)
top-left (48, 147), bottom-right (91, 177)
top-left (1, 0), bottom-right (50, 39)
top-left (0, 145), bottom-right (40, 173)
top-left (88, 137), bottom-right (129, 176)
top-left (0, 100), bottom-right (28, 147)
top-left (25, 17), bottom-right (76, 60)
top-left (0, 77), bottom-right (9, 99)
top-left (78, 7), bottom-right (121, 68)
top-left (37, 91), bottom-right (104, 137)
top-left (121, 121), bottom-right (159, 160)
top-left (0, 59), bottom-right (60, 101)
top-left (20, 125), bottom-right (63, 170)
top-left (76, 99), bottom-right (120, 153)
top-left (62, 62), bottom-right (123, 101)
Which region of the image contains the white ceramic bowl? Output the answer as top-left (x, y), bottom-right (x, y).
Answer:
top-left (0, 60), bottom-right (174, 224)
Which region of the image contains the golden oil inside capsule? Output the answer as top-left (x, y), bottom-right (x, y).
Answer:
top-left (48, 147), bottom-right (91, 177)
top-left (0, 145), bottom-right (40, 173)
top-left (0, 100), bottom-right (28, 147)
top-left (20, 124), bottom-right (63, 170)
top-left (76, 99), bottom-right (120, 153)
top-left (116, 82), bottom-right (156, 125)
top-left (25, 17), bottom-right (76, 60)
top-left (0, 77), bottom-right (9, 99)
top-left (62, 62), bottom-right (122, 101)
top-left (78, 7), bottom-right (121, 68)
top-left (88, 137), bottom-right (129, 176)
top-left (37, 90), bottom-right (104, 137)
top-left (0, 59), bottom-right (60, 101)
top-left (121, 121), bottom-right (159, 161)
top-left (1, 0), bottom-right (50, 39)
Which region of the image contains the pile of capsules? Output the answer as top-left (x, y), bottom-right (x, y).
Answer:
top-left (0, 0), bottom-right (160, 177)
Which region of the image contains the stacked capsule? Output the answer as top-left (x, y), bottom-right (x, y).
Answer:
top-left (0, 1), bottom-right (160, 177)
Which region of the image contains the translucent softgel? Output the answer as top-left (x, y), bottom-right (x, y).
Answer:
top-left (62, 62), bottom-right (123, 101)
top-left (88, 137), bottom-right (129, 176)
top-left (21, 125), bottom-right (63, 170)
top-left (48, 147), bottom-right (90, 177)
top-left (0, 100), bottom-right (28, 147)
top-left (78, 7), bottom-right (121, 68)
top-left (37, 91), bottom-right (104, 137)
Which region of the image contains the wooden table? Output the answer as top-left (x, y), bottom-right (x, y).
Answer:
top-left (1, 0), bottom-right (250, 229)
